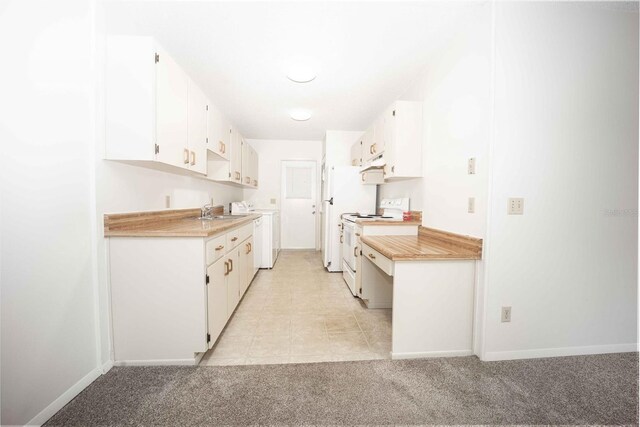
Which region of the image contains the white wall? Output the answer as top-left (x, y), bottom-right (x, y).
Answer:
top-left (243, 139), bottom-right (322, 209)
top-left (480, 2), bottom-right (638, 360)
top-left (243, 139), bottom-right (322, 248)
top-left (93, 4), bottom-right (244, 366)
top-left (379, 4), bottom-right (491, 235)
top-left (0, 1), bottom-right (102, 424)
top-left (324, 130), bottom-right (363, 167)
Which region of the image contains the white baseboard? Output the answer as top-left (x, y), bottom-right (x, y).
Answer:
top-left (364, 301), bottom-right (392, 309)
top-left (114, 357), bottom-right (199, 367)
top-left (102, 359), bottom-right (114, 374)
top-left (392, 349), bottom-right (474, 359)
top-left (481, 342), bottom-right (639, 361)
top-left (26, 367), bottom-right (102, 426)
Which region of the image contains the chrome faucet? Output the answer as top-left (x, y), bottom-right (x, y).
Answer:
top-left (201, 203), bottom-right (215, 218)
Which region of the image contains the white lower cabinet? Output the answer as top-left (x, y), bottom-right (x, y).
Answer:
top-left (206, 257), bottom-right (227, 350)
top-left (109, 221), bottom-right (257, 365)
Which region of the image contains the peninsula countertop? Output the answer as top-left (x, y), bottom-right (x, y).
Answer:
top-left (361, 227), bottom-right (482, 261)
top-left (104, 208), bottom-right (261, 238)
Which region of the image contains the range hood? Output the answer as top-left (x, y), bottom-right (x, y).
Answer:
top-left (360, 155), bottom-right (386, 172)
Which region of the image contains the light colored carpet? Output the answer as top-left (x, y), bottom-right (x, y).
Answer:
top-left (45, 352), bottom-right (637, 425)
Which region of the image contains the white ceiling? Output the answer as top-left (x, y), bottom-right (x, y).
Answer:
top-left (104, 1), bottom-right (482, 140)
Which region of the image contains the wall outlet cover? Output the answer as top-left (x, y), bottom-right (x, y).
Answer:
top-left (165, 195), bottom-right (171, 209)
top-left (501, 306), bottom-right (512, 322)
top-left (468, 157), bottom-right (476, 175)
top-left (468, 197), bottom-right (475, 213)
top-left (270, 198), bottom-right (277, 205)
top-left (507, 198), bottom-right (524, 215)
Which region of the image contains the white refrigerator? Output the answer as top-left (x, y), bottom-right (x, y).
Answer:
top-left (321, 165), bottom-right (376, 272)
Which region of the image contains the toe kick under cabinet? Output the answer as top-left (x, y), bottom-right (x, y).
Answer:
top-left (109, 222), bottom-right (255, 366)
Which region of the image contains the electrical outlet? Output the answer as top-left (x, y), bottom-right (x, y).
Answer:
top-left (468, 157), bottom-right (476, 175)
top-left (468, 197), bottom-right (475, 213)
top-left (501, 306), bottom-right (512, 322)
top-left (165, 195), bottom-right (171, 209)
top-left (507, 198), bottom-right (524, 215)
top-left (270, 198), bottom-right (276, 205)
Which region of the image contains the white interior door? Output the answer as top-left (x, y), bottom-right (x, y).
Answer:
top-left (281, 160), bottom-right (317, 249)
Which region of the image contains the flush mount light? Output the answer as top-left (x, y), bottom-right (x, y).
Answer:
top-left (286, 65), bottom-right (316, 83)
top-left (290, 110), bottom-right (312, 121)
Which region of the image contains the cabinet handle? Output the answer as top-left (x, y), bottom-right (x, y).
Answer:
top-left (361, 173), bottom-right (365, 182)
top-left (340, 235), bottom-right (343, 243)
top-left (355, 232), bottom-right (360, 237)
top-left (228, 259), bottom-right (233, 272)
top-left (391, 165), bottom-right (395, 173)
top-left (368, 253), bottom-right (376, 259)
top-left (253, 179), bottom-right (257, 186)
top-left (231, 237), bottom-right (238, 242)
top-left (369, 145), bottom-right (374, 154)
top-left (354, 246), bottom-right (358, 257)
top-left (183, 148), bottom-right (190, 164)
top-left (245, 243), bottom-right (250, 254)
top-left (223, 143), bottom-right (226, 154)
top-left (372, 143), bottom-right (377, 154)
top-left (249, 242), bottom-right (252, 253)
top-left (224, 261), bottom-right (229, 276)
top-left (215, 245), bottom-right (224, 251)
top-left (218, 141), bottom-right (223, 153)
top-left (190, 151), bottom-right (196, 166)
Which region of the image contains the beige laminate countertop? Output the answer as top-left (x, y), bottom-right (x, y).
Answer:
top-left (361, 228), bottom-right (482, 261)
top-left (104, 209), bottom-right (261, 238)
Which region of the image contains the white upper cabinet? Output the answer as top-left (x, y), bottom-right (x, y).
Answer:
top-left (250, 146), bottom-right (259, 188)
top-left (350, 140), bottom-right (362, 166)
top-left (207, 127), bottom-right (242, 184)
top-left (361, 127), bottom-right (375, 163)
top-left (155, 45), bottom-right (189, 169)
top-left (230, 130), bottom-right (243, 184)
top-left (187, 78), bottom-right (208, 175)
top-left (207, 103), bottom-right (230, 160)
top-left (242, 143), bottom-right (259, 188)
top-left (382, 101), bottom-right (423, 180)
top-left (105, 36), bottom-right (198, 173)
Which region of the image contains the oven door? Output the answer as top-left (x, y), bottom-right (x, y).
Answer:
top-left (342, 220), bottom-right (356, 271)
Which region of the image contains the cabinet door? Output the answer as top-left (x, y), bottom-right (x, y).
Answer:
top-left (251, 147), bottom-right (259, 188)
top-left (229, 129), bottom-right (243, 184)
top-left (207, 104), bottom-right (229, 160)
top-left (241, 138), bottom-right (251, 186)
top-left (362, 127), bottom-right (375, 162)
top-left (187, 79), bottom-right (208, 175)
top-left (226, 250), bottom-right (240, 318)
top-left (155, 44), bottom-right (189, 169)
top-left (351, 141), bottom-right (362, 167)
top-left (244, 236), bottom-right (254, 295)
top-left (372, 114), bottom-right (385, 157)
top-left (206, 257), bottom-right (227, 349)
top-left (238, 239), bottom-right (249, 296)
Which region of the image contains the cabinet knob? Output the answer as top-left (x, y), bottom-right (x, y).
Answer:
top-left (368, 253), bottom-right (376, 259)
top-left (215, 245), bottom-right (224, 251)
top-left (231, 237), bottom-right (238, 242)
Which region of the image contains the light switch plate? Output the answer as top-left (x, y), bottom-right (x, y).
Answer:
top-left (501, 306), bottom-right (512, 322)
top-left (468, 157), bottom-right (476, 175)
top-left (508, 198), bottom-right (524, 215)
top-left (468, 197), bottom-right (475, 213)
top-left (270, 198), bottom-right (276, 205)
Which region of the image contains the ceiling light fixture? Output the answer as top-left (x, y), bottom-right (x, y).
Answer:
top-left (290, 110), bottom-right (312, 121)
top-left (286, 65), bottom-right (316, 83)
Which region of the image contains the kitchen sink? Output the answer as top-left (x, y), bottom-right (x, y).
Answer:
top-left (193, 214), bottom-right (247, 220)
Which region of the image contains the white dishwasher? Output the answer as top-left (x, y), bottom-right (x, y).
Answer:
top-left (253, 216), bottom-right (263, 276)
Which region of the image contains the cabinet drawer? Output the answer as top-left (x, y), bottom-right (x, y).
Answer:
top-left (238, 223), bottom-right (253, 243)
top-left (205, 234), bottom-right (226, 265)
top-left (361, 243), bottom-right (394, 276)
top-left (226, 227), bottom-right (243, 250)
